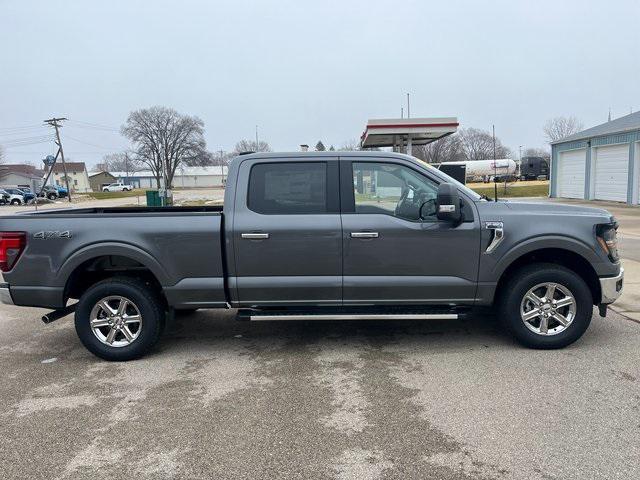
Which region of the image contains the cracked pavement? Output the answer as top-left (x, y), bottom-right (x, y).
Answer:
top-left (0, 306), bottom-right (638, 479)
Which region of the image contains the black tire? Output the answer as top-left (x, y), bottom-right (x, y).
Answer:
top-left (10, 199), bottom-right (20, 205)
top-left (48, 193), bottom-right (57, 200)
top-left (75, 277), bottom-right (165, 361)
top-left (499, 263), bottom-right (593, 349)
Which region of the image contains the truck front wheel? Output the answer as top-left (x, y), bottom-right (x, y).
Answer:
top-left (499, 263), bottom-right (593, 349)
top-left (75, 277), bottom-right (165, 361)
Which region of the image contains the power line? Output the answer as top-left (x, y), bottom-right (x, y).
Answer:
top-left (64, 134), bottom-right (119, 150)
top-left (2, 137), bottom-right (54, 148)
top-left (66, 119), bottom-right (120, 132)
top-left (1, 134), bottom-right (53, 143)
top-left (0, 124), bottom-right (44, 132)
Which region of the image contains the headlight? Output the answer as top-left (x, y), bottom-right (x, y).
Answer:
top-left (596, 221), bottom-right (619, 262)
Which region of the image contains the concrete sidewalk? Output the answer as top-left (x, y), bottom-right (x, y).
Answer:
top-left (611, 258), bottom-right (640, 321)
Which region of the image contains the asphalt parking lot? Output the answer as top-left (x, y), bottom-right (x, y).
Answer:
top-left (1, 305), bottom-right (638, 480)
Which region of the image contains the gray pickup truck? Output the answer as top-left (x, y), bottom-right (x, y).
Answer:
top-left (0, 152), bottom-right (624, 360)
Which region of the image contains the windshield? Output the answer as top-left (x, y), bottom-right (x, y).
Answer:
top-left (414, 158), bottom-right (483, 201)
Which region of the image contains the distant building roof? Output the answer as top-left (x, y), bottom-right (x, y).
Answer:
top-left (110, 165), bottom-right (228, 178)
top-left (552, 111), bottom-right (640, 144)
top-left (50, 162), bottom-right (87, 173)
top-left (1, 164), bottom-right (44, 177)
top-left (88, 171), bottom-right (116, 178)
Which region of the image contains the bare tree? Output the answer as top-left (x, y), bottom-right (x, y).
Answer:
top-left (413, 134), bottom-right (465, 164)
top-left (232, 139), bottom-right (271, 154)
top-left (522, 147), bottom-right (551, 162)
top-left (98, 151), bottom-right (142, 174)
top-left (121, 106), bottom-right (207, 188)
top-left (338, 139), bottom-right (360, 151)
top-left (457, 127), bottom-right (512, 160)
top-left (543, 116), bottom-right (583, 143)
top-left (0, 145), bottom-right (4, 164)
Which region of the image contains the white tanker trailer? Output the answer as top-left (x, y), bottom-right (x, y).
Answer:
top-left (438, 159), bottom-right (518, 183)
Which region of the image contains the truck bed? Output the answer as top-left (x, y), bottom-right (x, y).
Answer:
top-left (0, 206), bottom-right (227, 309)
top-left (10, 205), bottom-right (224, 216)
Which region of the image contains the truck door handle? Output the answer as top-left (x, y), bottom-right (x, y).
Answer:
top-left (351, 232), bottom-right (379, 239)
top-left (241, 233), bottom-right (270, 240)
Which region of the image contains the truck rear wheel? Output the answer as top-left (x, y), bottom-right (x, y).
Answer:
top-left (499, 263), bottom-right (593, 349)
top-left (75, 277), bottom-right (165, 361)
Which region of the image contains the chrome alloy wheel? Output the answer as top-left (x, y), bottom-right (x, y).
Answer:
top-left (89, 296), bottom-right (143, 347)
top-left (520, 282), bottom-right (576, 336)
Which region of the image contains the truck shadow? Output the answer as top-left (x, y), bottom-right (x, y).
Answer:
top-left (162, 309), bottom-right (514, 353)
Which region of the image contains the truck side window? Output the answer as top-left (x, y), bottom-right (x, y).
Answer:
top-left (352, 162), bottom-right (438, 221)
top-left (248, 162), bottom-right (327, 214)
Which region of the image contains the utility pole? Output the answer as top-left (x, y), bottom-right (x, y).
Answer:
top-left (44, 117), bottom-right (72, 202)
top-left (219, 149), bottom-right (226, 186)
top-left (492, 124), bottom-right (498, 202)
top-left (406, 93), bottom-right (411, 118)
top-left (255, 125), bottom-right (259, 151)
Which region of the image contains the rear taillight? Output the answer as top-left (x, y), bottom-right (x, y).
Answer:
top-left (0, 232), bottom-right (26, 272)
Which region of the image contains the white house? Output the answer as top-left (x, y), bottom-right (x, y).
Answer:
top-left (50, 162), bottom-right (92, 193)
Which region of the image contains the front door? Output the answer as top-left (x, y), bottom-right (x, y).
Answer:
top-left (232, 158), bottom-right (342, 306)
top-left (341, 158), bottom-right (481, 305)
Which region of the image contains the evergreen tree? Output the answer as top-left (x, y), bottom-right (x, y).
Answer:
top-left (315, 141), bottom-right (326, 151)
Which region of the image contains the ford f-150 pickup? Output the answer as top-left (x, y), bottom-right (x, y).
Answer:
top-left (0, 152), bottom-right (624, 360)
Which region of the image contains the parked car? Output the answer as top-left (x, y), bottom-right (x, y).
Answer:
top-left (102, 183), bottom-right (131, 192)
top-left (15, 188), bottom-right (36, 203)
top-left (38, 186), bottom-right (60, 200)
top-left (56, 185), bottom-right (68, 198)
top-left (0, 188), bottom-right (26, 205)
top-left (0, 189), bottom-right (10, 205)
top-left (0, 152), bottom-right (624, 361)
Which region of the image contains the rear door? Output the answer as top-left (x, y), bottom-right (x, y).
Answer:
top-left (340, 157), bottom-right (481, 305)
top-left (232, 157), bottom-right (342, 306)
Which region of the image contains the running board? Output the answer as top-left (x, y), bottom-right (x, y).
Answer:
top-left (247, 313), bottom-right (459, 321)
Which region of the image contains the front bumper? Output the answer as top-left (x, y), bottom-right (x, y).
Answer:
top-left (599, 267), bottom-right (624, 304)
top-left (0, 283), bottom-right (14, 306)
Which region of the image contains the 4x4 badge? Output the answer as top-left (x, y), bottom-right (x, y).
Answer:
top-left (34, 231), bottom-right (72, 239)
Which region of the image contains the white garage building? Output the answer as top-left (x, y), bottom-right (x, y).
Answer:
top-left (111, 166), bottom-right (228, 189)
top-left (550, 111), bottom-right (640, 204)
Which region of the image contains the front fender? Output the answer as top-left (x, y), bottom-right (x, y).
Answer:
top-left (487, 234), bottom-right (606, 282)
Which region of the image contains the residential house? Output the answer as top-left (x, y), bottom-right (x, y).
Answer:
top-left (0, 164), bottom-right (44, 191)
top-left (49, 162), bottom-right (92, 193)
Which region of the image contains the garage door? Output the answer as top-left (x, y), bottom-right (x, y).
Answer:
top-left (557, 149), bottom-right (586, 199)
top-left (593, 144), bottom-right (629, 202)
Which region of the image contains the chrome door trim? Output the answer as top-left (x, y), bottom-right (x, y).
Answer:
top-left (241, 233), bottom-right (270, 239)
top-left (350, 232), bottom-right (379, 239)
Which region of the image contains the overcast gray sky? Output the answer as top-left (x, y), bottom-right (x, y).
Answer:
top-left (1, 0), bottom-right (638, 167)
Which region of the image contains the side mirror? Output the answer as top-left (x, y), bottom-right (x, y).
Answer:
top-left (436, 183), bottom-right (462, 223)
top-left (419, 199), bottom-right (437, 220)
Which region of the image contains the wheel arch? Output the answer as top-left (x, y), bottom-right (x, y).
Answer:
top-left (494, 247), bottom-right (601, 305)
top-left (59, 243), bottom-right (171, 305)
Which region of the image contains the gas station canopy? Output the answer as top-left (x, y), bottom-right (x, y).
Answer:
top-left (360, 117), bottom-right (459, 154)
